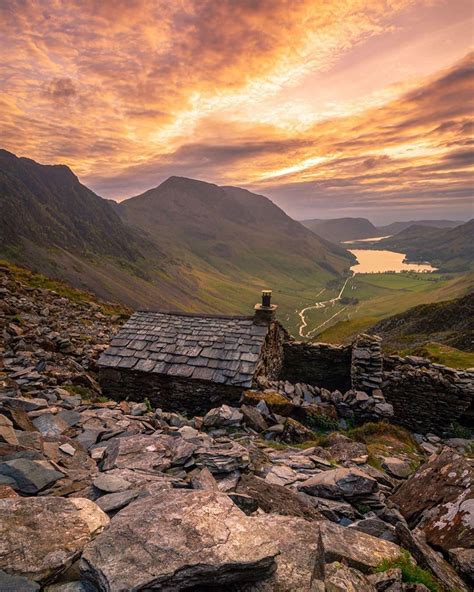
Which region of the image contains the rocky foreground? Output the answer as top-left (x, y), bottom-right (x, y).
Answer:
top-left (0, 263), bottom-right (473, 592)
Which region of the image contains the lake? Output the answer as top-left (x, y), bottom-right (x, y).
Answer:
top-left (349, 249), bottom-right (437, 273)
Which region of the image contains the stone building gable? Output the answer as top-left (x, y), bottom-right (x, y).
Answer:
top-left (98, 311), bottom-right (270, 388)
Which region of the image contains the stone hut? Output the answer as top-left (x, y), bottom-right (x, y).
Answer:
top-left (98, 291), bottom-right (286, 414)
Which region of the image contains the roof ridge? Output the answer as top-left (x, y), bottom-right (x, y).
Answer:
top-left (135, 310), bottom-right (255, 321)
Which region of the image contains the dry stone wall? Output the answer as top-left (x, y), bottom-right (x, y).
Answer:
top-left (281, 341), bottom-right (352, 392)
top-left (381, 356), bottom-right (474, 434)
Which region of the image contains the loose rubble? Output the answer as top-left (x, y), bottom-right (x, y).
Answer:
top-left (1, 264), bottom-right (473, 591)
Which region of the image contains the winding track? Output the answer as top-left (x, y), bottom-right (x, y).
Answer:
top-left (297, 273), bottom-right (353, 338)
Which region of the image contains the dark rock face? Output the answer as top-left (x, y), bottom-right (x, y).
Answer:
top-left (390, 447), bottom-right (474, 553)
top-left (80, 490), bottom-right (278, 591)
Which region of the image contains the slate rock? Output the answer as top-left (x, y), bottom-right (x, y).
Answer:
top-left (236, 473), bottom-right (324, 521)
top-left (96, 489), bottom-right (139, 513)
top-left (298, 467), bottom-right (378, 500)
top-left (203, 404), bottom-right (243, 428)
top-left (325, 561), bottom-right (376, 591)
top-left (0, 497), bottom-right (108, 583)
top-left (240, 404), bottom-right (268, 432)
top-left (381, 456), bottom-right (413, 479)
top-left (81, 490), bottom-right (278, 591)
top-left (32, 413), bottom-right (70, 438)
top-left (319, 520), bottom-right (401, 573)
top-left (0, 570), bottom-right (40, 592)
top-left (448, 548), bottom-right (474, 586)
top-left (0, 459), bottom-right (65, 494)
top-left (395, 522), bottom-right (469, 592)
top-left (390, 447), bottom-right (474, 552)
top-left (92, 474), bottom-right (131, 493)
top-left (368, 568), bottom-right (403, 591)
top-left (233, 515), bottom-right (325, 591)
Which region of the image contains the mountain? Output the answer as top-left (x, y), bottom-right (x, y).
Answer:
top-left (0, 149), bottom-right (139, 259)
top-left (119, 176), bottom-right (354, 289)
top-left (377, 219), bottom-right (462, 235)
top-left (369, 291), bottom-right (474, 366)
top-left (374, 220), bottom-right (474, 272)
top-left (0, 150), bottom-right (353, 319)
top-left (300, 217), bottom-right (379, 242)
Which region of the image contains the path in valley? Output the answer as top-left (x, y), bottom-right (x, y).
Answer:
top-left (298, 274), bottom-right (353, 338)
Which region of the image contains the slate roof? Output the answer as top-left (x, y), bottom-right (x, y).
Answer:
top-left (98, 311), bottom-right (270, 388)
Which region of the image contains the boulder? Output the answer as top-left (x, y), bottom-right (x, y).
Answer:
top-left (101, 433), bottom-right (177, 472)
top-left (0, 459), bottom-right (65, 494)
top-left (96, 490), bottom-right (139, 513)
top-left (195, 441), bottom-right (250, 473)
top-left (232, 515), bottom-right (325, 591)
top-left (395, 522), bottom-right (470, 592)
top-left (298, 467), bottom-right (378, 500)
top-left (0, 497), bottom-right (108, 583)
top-left (31, 414), bottom-right (70, 438)
top-left (92, 474), bottom-right (131, 493)
top-left (281, 417), bottom-right (315, 444)
top-left (381, 457), bottom-right (413, 479)
top-left (241, 405), bottom-right (268, 432)
top-left (81, 490), bottom-right (278, 591)
top-left (390, 447), bottom-right (474, 552)
top-left (325, 561), bottom-right (376, 591)
top-left (236, 473), bottom-right (324, 521)
top-left (203, 405), bottom-right (243, 428)
top-left (319, 521), bottom-right (401, 573)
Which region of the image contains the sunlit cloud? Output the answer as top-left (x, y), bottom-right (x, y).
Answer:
top-left (0, 0), bottom-right (473, 222)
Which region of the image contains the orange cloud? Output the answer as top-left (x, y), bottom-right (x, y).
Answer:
top-left (0, 0), bottom-right (472, 221)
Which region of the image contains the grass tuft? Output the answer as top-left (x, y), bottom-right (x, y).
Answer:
top-left (374, 550), bottom-right (442, 592)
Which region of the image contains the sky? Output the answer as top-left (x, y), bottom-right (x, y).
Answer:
top-left (1, 0), bottom-right (473, 223)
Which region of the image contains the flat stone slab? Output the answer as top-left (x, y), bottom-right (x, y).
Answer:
top-left (81, 490), bottom-right (278, 591)
top-left (0, 459), bottom-right (65, 495)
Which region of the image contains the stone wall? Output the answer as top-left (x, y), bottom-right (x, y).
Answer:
top-left (281, 341), bottom-right (352, 392)
top-left (254, 322), bottom-right (287, 382)
top-left (382, 356), bottom-right (474, 434)
top-left (351, 334), bottom-right (383, 393)
top-left (99, 368), bottom-right (243, 416)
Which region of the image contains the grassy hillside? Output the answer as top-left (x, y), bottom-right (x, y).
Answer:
top-left (372, 221), bottom-right (474, 272)
top-left (0, 151), bottom-right (354, 319)
top-left (306, 272), bottom-right (474, 346)
top-left (377, 219), bottom-right (462, 235)
top-left (300, 217), bottom-right (379, 242)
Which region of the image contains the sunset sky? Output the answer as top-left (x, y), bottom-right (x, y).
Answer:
top-left (1, 0), bottom-right (473, 222)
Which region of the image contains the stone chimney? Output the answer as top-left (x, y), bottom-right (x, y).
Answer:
top-left (253, 290), bottom-right (278, 325)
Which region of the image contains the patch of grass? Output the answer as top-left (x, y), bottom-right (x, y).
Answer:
top-left (406, 342), bottom-right (474, 370)
top-left (0, 259), bottom-right (131, 317)
top-left (62, 384), bottom-right (94, 399)
top-left (374, 550), bottom-right (442, 592)
top-left (144, 397), bottom-right (153, 413)
top-left (347, 422), bottom-right (418, 452)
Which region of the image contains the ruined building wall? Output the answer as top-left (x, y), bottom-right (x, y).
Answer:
top-left (280, 341), bottom-right (352, 392)
top-left (99, 368), bottom-right (243, 416)
top-left (381, 356), bottom-right (474, 434)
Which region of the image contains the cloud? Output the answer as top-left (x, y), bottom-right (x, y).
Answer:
top-left (0, 0), bottom-right (472, 222)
